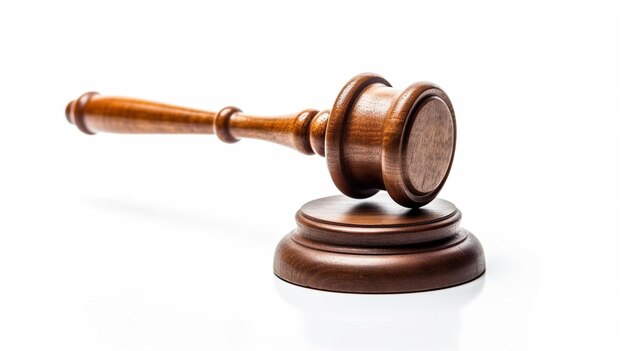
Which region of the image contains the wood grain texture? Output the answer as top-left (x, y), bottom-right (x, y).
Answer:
top-left (66, 73), bottom-right (456, 208)
top-left (274, 194), bottom-right (485, 293)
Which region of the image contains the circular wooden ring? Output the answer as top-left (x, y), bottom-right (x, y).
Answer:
top-left (214, 106), bottom-right (241, 143)
top-left (67, 92), bottom-right (99, 135)
top-left (291, 109), bottom-right (319, 155)
top-left (326, 73), bottom-right (391, 199)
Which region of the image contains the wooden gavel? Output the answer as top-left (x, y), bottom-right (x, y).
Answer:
top-left (66, 73), bottom-right (456, 208)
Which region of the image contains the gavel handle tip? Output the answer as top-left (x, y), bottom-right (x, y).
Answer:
top-left (65, 92), bottom-right (100, 135)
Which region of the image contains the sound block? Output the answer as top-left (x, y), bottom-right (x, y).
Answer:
top-left (274, 194), bottom-right (485, 293)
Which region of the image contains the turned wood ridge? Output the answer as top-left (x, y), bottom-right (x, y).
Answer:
top-left (66, 73), bottom-right (456, 208)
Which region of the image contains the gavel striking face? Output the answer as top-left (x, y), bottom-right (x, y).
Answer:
top-left (66, 73), bottom-right (456, 208)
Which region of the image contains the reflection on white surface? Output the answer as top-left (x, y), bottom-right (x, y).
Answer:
top-left (275, 274), bottom-right (485, 351)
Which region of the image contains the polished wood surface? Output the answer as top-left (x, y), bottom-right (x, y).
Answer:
top-left (65, 74), bottom-right (480, 293)
top-left (274, 194), bottom-right (485, 293)
top-left (66, 73), bottom-right (456, 208)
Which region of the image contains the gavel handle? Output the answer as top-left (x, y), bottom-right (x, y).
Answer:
top-left (66, 92), bottom-right (329, 156)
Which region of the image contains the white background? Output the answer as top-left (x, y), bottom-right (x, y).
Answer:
top-left (0, 1), bottom-right (624, 350)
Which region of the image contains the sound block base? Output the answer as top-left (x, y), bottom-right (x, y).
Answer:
top-left (273, 194), bottom-right (485, 293)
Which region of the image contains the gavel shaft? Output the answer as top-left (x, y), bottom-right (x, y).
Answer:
top-left (66, 93), bottom-right (329, 156)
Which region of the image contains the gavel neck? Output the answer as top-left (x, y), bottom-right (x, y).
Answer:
top-left (227, 109), bottom-right (329, 156)
top-left (66, 92), bottom-right (329, 156)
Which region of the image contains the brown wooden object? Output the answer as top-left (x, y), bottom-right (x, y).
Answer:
top-left (274, 193), bottom-right (485, 293)
top-left (66, 73), bottom-right (456, 208)
top-left (65, 73), bottom-right (484, 293)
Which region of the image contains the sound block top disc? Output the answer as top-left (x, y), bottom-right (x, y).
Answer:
top-left (274, 194), bottom-right (485, 293)
top-left (297, 195), bottom-right (461, 247)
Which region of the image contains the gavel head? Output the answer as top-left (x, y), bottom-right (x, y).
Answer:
top-left (326, 73), bottom-right (456, 208)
